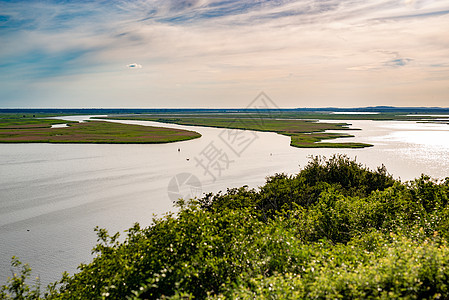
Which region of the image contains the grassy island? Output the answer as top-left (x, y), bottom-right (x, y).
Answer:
top-left (0, 117), bottom-right (201, 144)
top-left (3, 155), bottom-right (449, 299)
top-left (99, 115), bottom-right (372, 148)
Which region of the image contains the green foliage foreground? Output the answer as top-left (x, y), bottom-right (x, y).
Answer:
top-left (2, 155), bottom-right (449, 299)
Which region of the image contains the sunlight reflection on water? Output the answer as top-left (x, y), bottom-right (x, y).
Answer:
top-left (1, 116), bottom-right (448, 286)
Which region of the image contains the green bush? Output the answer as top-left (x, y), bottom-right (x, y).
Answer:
top-left (2, 155), bottom-right (448, 299)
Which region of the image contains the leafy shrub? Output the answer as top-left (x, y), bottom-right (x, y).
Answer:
top-left (2, 155), bottom-right (448, 299)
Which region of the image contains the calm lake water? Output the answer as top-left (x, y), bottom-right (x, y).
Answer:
top-left (1, 116), bottom-right (448, 285)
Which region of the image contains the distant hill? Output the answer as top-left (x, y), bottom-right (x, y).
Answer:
top-left (1, 106), bottom-right (449, 115)
top-left (293, 106), bottom-right (449, 113)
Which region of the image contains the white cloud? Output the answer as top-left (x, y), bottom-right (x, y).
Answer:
top-left (1, 0), bottom-right (449, 107)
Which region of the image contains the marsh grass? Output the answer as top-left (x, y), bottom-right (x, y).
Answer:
top-left (100, 116), bottom-right (372, 148)
top-left (0, 119), bottom-right (201, 144)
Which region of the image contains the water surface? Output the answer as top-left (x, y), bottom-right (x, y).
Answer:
top-left (1, 116), bottom-right (448, 285)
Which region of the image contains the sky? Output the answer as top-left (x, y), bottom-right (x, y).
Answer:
top-left (0, 0), bottom-right (448, 108)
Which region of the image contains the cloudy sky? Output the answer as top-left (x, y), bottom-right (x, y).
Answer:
top-left (0, 0), bottom-right (448, 108)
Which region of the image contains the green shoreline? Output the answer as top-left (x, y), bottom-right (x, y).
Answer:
top-left (2, 111), bottom-right (446, 147)
top-left (98, 115), bottom-right (373, 148)
top-left (0, 119), bottom-right (201, 144)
